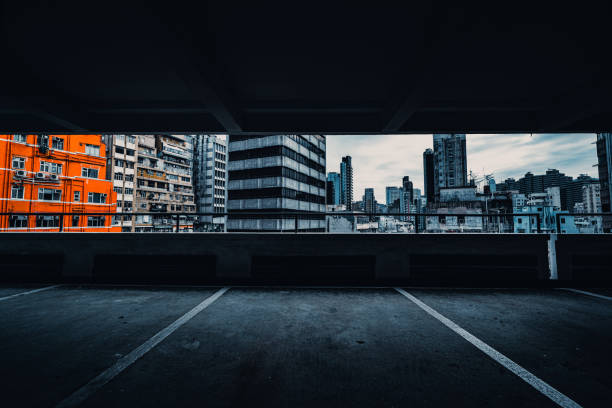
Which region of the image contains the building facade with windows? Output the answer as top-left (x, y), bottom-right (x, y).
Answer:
top-left (423, 148), bottom-right (434, 204)
top-left (363, 188), bottom-right (376, 214)
top-left (432, 134), bottom-right (468, 202)
top-left (103, 134), bottom-right (138, 232)
top-left (385, 186), bottom-right (401, 208)
top-left (0, 134), bottom-right (118, 231)
top-left (193, 134), bottom-right (227, 231)
top-left (340, 156), bottom-right (353, 210)
top-left (326, 172), bottom-right (341, 206)
top-left (227, 135), bottom-right (326, 232)
top-left (132, 135), bottom-right (196, 232)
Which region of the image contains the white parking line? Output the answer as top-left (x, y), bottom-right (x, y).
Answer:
top-left (394, 288), bottom-right (582, 408)
top-left (558, 288), bottom-right (612, 301)
top-left (56, 287), bottom-right (231, 408)
top-left (0, 285), bottom-right (61, 302)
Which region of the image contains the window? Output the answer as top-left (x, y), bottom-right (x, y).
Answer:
top-left (74, 191), bottom-right (81, 202)
top-left (85, 144), bottom-right (100, 156)
top-left (115, 159), bottom-right (124, 167)
top-left (11, 185), bottom-right (24, 199)
top-left (13, 134), bottom-right (27, 143)
top-left (12, 157), bottom-right (25, 169)
top-left (36, 215), bottom-right (59, 228)
top-left (125, 174), bottom-right (133, 182)
top-left (82, 168), bottom-right (99, 178)
top-left (38, 188), bottom-right (61, 201)
top-left (127, 135), bottom-right (136, 144)
top-left (72, 216), bottom-right (80, 227)
top-left (88, 192), bottom-right (107, 204)
top-left (114, 187), bottom-right (123, 194)
top-left (124, 201), bottom-right (132, 210)
top-left (87, 216), bottom-right (106, 227)
top-left (40, 161), bottom-right (63, 174)
top-left (561, 218), bottom-right (566, 224)
top-left (114, 172), bottom-right (123, 181)
top-left (9, 215), bottom-right (28, 228)
top-left (124, 188), bottom-right (133, 195)
top-left (51, 137), bottom-right (64, 150)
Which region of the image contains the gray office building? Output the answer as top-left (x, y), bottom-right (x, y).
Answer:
top-left (227, 135), bottom-right (326, 232)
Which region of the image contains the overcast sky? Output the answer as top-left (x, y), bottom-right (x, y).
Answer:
top-left (326, 134), bottom-right (598, 201)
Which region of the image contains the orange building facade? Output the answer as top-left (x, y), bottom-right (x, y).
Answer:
top-left (0, 134), bottom-right (119, 232)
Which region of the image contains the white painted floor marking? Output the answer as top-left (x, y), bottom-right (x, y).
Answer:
top-left (0, 285), bottom-right (61, 302)
top-left (56, 287), bottom-right (231, 408)
top-left (558, 288), bottom-right (612, 301)
top-left (394, 288), bottom-right (582, 408)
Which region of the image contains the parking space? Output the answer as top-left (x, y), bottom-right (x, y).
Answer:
top-left (406, 289), bottom-right (612, 407)
top-left (0, 285), bottom-right (219, 407)
top-left (80, 288), bottom-right (555, 408)
top-left (0, 285), bottom-right (609, 407)
top-left (0, 284), bottom-right (58, 300)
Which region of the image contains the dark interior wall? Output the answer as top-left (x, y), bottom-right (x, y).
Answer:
top-left (0, 233), bottom-right (550, 286)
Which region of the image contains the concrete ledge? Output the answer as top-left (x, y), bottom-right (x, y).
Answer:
top-left (0, 233), bottom-right (550, 286)
top-left (556, 234), bottom-right (612, 284)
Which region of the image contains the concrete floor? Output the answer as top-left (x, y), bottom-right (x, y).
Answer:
top-left (0, 285), bottom-right (610, 407)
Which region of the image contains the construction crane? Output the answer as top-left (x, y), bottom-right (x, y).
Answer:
top-left (469, 170), bottom-right (494, 189)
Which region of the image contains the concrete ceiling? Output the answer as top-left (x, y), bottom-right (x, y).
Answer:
top-left (1, 2), bottom-right (611, 134)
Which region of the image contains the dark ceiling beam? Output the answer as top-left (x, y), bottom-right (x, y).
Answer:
top-left (0, 44), bottom-right (89, 132)
top-left (151, 10), bottom-right (243, 134)
top-left (537, 78), bottom-right (612, 132)
top-left (382, 7), bottom-right (465, 133)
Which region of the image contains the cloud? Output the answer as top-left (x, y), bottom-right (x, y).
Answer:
top-left (326, 133), bottom-right (597, 202)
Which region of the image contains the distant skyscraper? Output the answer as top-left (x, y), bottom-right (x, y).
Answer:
top-left (432, 134), bottom-right (467, 202)
top-left (596, 133), bottom-right (612, 231)
top-left (326, 172), bottom-right (341, 205)
top-left (340, 156), bottom-right (353, 210)
top-left (385, 186), bottom-right (401, 207)
top-left (402, 176), bottom-right (414, 204)
top-left (364, 188), bottom-right (376, 214)
top-left (597, 133), bottom-right (612, 212)
top-left (423, 148), bottom-right (434, 204)
top-left (227, 135), bottom-right (326, 232)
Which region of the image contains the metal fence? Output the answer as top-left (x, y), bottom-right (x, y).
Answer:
top-left (0, 211), bottom-right (563, 234)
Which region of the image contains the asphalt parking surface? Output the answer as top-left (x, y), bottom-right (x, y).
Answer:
top-left (0, 285), bottom-right (609, 407)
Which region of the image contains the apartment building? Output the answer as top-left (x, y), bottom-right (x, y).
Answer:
top-left (133, 135), bottom-right (196, 232)
top-left (193, 135), bottom-right (227, 231)
top-left (0, 134), bottom-right (118, 232)
top-left (103, 134), bottom-right (137, 232)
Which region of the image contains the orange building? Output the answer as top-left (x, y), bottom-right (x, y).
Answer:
top-left (0, 134), bottom-right (119, 232)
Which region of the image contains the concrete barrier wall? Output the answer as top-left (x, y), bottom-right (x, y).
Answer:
top-left (0, 233), bottom-right (550, 286)
top-left (556, 235), bottom-right (612, 284)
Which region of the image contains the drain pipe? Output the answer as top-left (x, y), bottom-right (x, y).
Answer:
top-left (548, 233), bottom-right (558, 280)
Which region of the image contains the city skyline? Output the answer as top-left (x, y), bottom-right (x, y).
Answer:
top-left (326, 133), bottom-right (598, 200)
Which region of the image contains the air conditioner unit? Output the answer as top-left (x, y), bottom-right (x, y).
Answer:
top-left (14, 170), bottom-right (26, 178)
top-left (49, 174), bottom-right (60, 182)
top-left (35, 172), bottom-right (45, 179)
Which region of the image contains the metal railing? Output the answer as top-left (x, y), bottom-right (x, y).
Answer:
top-left (0, 211), bottom-right (553, 233)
